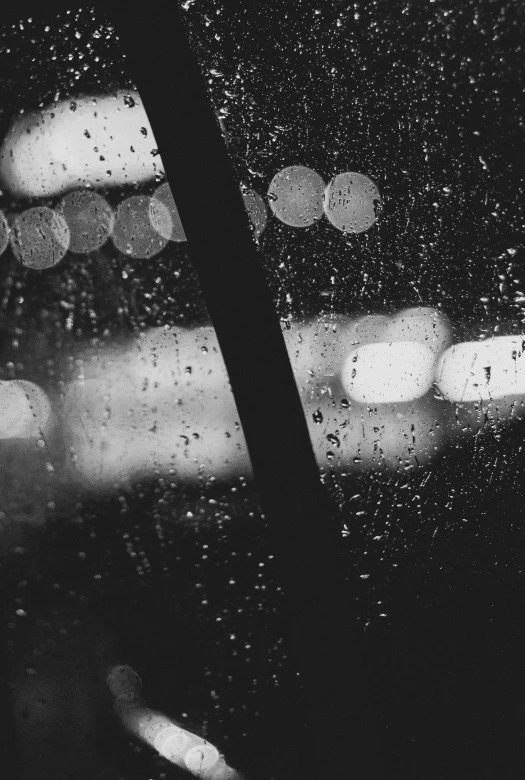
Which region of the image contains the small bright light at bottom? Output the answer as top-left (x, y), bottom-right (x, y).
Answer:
top-left (107, 665), bottom-right (142, 698)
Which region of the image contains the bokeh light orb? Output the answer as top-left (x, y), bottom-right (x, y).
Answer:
top-left (341, 341), bottom-right (436, 403)
top-left (10, 206), bottom-right (70, 269)
top-left (107, 665), bottom-right (143, 698)
top-left (56, 189), bottom-right (115, 253)
top-left (267, 165), bottom-right (325, 227)
top-left (149, 182), bottom-right (186, 242)
top-left (0, 210), bottom-right (9, 256)
top-left (242, 188), bottom-right (268, 240)
top-left (112, 195), bottom-right (169, 259)
top-left (323, 171), bottom-right (382, 233)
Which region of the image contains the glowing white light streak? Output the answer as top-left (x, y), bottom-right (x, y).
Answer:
top-left (341, 341), bottom-right (436, 403)
top-left (109, 665), bottom-right (242, 779)
top-left (0, 91), bottom-right (162, 198)
top-left (436, 335), bottom-right (525, 402)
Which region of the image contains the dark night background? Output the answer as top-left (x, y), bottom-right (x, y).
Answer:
top-left (0, 2), bottom-right (525, 779)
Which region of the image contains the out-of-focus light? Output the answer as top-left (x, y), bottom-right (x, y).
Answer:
top-left (109, 665), bottom-right (242, 779)
top-left (388, 306), bottom-right (452, 356)
top-left (0, 91), bottom-right (162, 198)
top-left (62, 353), bottom-right (250, 489)
top-left (241, 187), bottom-right (267, 239)
top-left (55, 189), bottom-right (114, 253)
top-left (185, 744), bottom-right (221, 773)
top-left (0, 210), bottom-right (9, 255)
top-left (10, 207), bottom-right (70, 269)
top-left (323, 171), bottom-right (381, 234)
top-left (344, 314), bottom-right (391, 346)
top-left (341, 341), bottom-right (436, 403)
top-left (134, 326), bottom-right (230, 390)
top-left (114, 692), bottom-right (145, 718)
top-left (0, 380), bottom-right (51, 437)
top-left (282, 314), bottom-right (363, 382)
top-left (436, 335), bottom-right (525, 401)
top-left (112, 195), bottom-right (168, 258)
top-left (267, 165), bottom-right (325, 227)
top-left (306, 394), bottom-right (443, 472)
top-left (107, 665), bottom-right (143, 698)
top-left (149, 181), bottom-right (187, 242)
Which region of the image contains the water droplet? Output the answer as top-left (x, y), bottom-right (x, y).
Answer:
top-left (326, 433), bottom-right (341, 448)
top-left (124, 95), bottom-right (136, 108)
top-left (312, 409), bottom-right (323, 424)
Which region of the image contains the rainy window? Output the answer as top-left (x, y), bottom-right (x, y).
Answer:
top-left (1, 2), bottom-right (525, 779)
top-left (177, 1), bottom-right (525, 777)
top-left (0, 8), bottom-right (318, 780)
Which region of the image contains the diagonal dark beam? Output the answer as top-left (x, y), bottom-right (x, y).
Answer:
top-left (112, 6), bottom-right (383, 779)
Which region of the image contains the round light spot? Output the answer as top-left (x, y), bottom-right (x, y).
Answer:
top-left (241, 188), bottom-right (267, 239)
top-left (184, 743), bottom-right (221, 773)
top-left (10, 206), bottom-right (70, 269)
top-left (341, 341), bottom-right (436, 403)
top-left (139, 713), bottom-right (174, 744)
top-left (155, 725), bottom-right (192, 760)
top-left (0, 210), bottom-right (9, 256)
top-left (267, 165), bottom-right (325, 227)
top-left (112, 195), bottom-right (168, 258)
top-left (15, 380), bottom-right (52, 436)
top-left (0, 380), bottom-right (51, 438)
top-left (56, 189), bottom-right (114, 253)
top-left (107, 664), bottom-right (142, 698)
top-left (436, 336), bottom-right (525, 402)
top-left (113, 691), bottom-right (145, 717)
top-left (323, 171), bottom-right (382, 233)
top-left (149, 182), bottom-right (186, 242)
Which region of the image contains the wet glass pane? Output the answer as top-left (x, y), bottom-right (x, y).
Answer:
top-left (178, 1), bottom-right (525, 777)
top-left (0, 10), bottom-right (313, 780)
